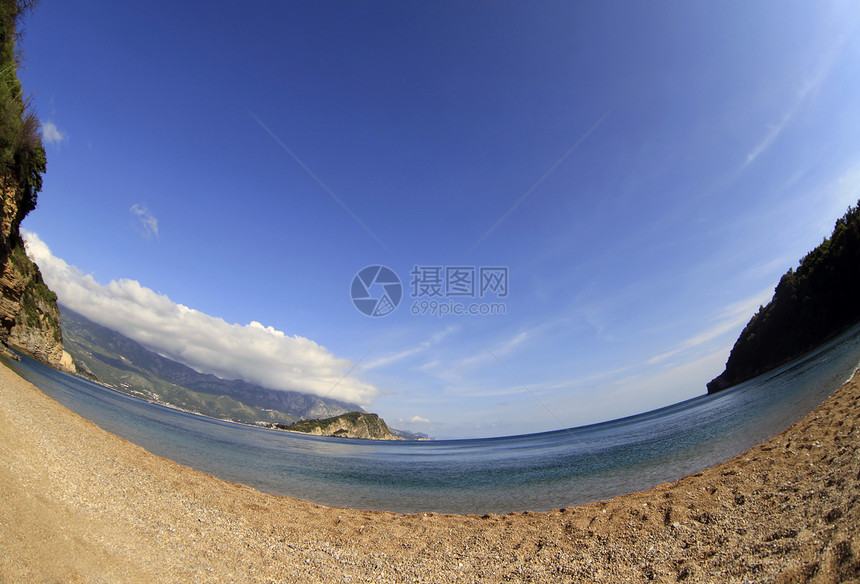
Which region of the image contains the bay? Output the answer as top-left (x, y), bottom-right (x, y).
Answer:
top-left (5, 324), bottom-right (860, 514)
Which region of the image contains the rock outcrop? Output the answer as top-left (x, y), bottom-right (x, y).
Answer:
top-left (275, 412), bottom-right (400, 440)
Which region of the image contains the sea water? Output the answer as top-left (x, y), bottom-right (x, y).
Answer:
top-left (5, 325), bottom-right (860, 514)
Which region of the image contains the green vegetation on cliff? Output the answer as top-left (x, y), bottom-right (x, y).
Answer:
top-left (275, 411), bottom-right (398, 440)
top-left (0, 0), bottom-right (44, 223)
top-left (11, 243), bottom-right (58, 339)
top-left (708, 201), bottom-right (860, 393)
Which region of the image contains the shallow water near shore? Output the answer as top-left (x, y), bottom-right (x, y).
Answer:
top-left (5, 326), bottom-right (860, 514)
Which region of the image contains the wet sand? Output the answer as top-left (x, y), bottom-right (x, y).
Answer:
top-left (1, 362), bottom-right (858, 583)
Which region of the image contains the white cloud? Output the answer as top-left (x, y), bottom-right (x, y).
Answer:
top-left (22, 231), bottom-right (379, 406)
top-left (409, 415), bottom-right (430, 424)
top-left (41, 121), bottom-right (67, 145)
top-left (130, 204), bottom-right (159, 239)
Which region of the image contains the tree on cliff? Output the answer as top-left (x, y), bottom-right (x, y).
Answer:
top-left (0, 0), bottom-right (44, 225)
top-left (708, 201), bottom-right (860, 393)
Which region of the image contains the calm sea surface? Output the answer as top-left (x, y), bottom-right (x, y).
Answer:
top-left (5, 326), bottom-right (860, 514)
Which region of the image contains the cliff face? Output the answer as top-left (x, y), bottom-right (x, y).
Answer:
top-left (279, 412), bottom-right (400, 440)
top-left (0, 184), bottom-right (65, 369)
top-left (1, 242), bottom-right (64, 366)
top-left (0, 182), bottom-right (21, 335)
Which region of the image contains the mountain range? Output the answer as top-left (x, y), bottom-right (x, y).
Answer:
top-left (60, 306), bottom-right (363, 425)
top-left (60, 306), bottom-right (430, 439)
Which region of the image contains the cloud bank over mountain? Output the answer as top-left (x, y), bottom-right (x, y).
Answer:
top-left (23, 231), bottom-right (378, 406)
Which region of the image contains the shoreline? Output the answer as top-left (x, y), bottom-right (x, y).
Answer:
top-left (40, 354), bottom-right (412, 442)
top-left (1, 363), bottom-right (859, 582)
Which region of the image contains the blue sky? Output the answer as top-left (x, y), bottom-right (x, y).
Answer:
top-left (18, 1), bottom-right (860, 438)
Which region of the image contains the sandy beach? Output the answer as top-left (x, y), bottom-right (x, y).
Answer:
top-left (0, 362), bottom-right (858, 583)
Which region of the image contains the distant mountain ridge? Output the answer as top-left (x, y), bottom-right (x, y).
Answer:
top-left (60, 306), bottom-right (363, 424)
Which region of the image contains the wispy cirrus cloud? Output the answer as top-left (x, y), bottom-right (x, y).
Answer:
top-left (647, 288), bottom-right (773, 365)
top-left (744, 36), bottom-right (845, 168)
top-left (362, 326), bottom-right (458, 370)
top-left (453, 330), bottom-right (529, 371)
top-left (130, 204), bottom-right (159, 239)
top-left (362, 346), bottom-right (425, 370)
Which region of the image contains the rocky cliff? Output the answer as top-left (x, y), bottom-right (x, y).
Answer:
top-left (0, 242), bottom-right (64, 366)
top-left (0, 187), bottom-right (65, 369)
top-left (0, 2), bottom-right (65, 369)
top-left (274, 412), bottom-right (400, 440)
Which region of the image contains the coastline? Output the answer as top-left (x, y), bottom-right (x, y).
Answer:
top-left (1, 363), bottom-right (858, 583)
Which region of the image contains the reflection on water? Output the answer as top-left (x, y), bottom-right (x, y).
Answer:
top-left (5, 325), bottom-right (860, 514)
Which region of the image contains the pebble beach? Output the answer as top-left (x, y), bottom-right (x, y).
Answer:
top-left (1, 362), bottom-right (858, 583)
